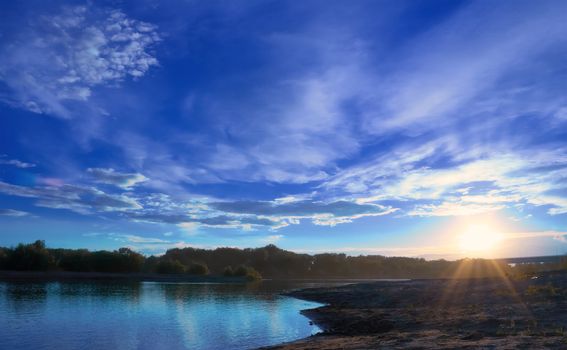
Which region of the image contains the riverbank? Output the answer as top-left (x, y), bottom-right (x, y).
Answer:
top-left (263, 271), bottom-right (567, 349)
top-left (0, 270), bottom-right (249, 283)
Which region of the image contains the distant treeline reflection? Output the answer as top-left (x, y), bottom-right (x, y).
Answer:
top-left (0, 240), bottom-right (566, 279)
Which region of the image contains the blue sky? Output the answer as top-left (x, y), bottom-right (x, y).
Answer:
top-left (0, 0), bottom-right (566, 258)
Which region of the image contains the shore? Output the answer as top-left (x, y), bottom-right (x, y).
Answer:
top-left (263, 272), bottom-right (567, 349)
top-left (0, 270), bottom-right (249, 283)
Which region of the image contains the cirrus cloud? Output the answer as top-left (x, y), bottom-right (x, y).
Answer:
top-left (87, 168), bottom-right (148, 189)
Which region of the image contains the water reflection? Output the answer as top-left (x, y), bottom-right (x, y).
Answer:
top-left (0, 281), bottom-right (326, 350)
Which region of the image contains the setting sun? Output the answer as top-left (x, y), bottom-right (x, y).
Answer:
top-left (458, 224), bottom-right (504, 255)
top-left (1, 1), bottom-right (567, 349)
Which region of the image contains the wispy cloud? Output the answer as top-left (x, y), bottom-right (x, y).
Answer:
top-left (82, 232), bottom-right (194, 255)
top-left (363, 1), bottom-right (567, 134)
top-left (504, 230), bottom-right (567, 241)
top-left (408, 202), bottom-right (505, 217)
top-left (0, 209), bottom-right (29, 217)
top-left (0, 5), bottom-right (160, 118)
top-left (210, 199), bottom-right (397, 227)
top-left (0, 181), bottom-right (141, 214)
top-left (0, 155), bottom-right (36, 169)
top-left (262, 234), bottom-right (283, 244)
top-left (324, 146), bottom-right (567, 217)
top-left (87, 168), bottom-right (148, 189)
top-left (0, 1), bottom-right (565, 256)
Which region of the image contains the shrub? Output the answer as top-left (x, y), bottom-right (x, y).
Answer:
top-left (245, 267), bottom-right (262, 281)
top-left (233, 265), bottom-right (248, 276)
top-left (223, 265), bottom-right (234, 277)
top-left (233, 265), bottom-right (262, 281)
top-left (187, 262), bottom-right (209, 275)
top-left (156, 259), bottom-right (186, 274)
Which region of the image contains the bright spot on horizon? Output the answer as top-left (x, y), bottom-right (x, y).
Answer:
top-left (458, 223), bottom-right (504, 257)
top-left (0, 1), bottom-right (566, 258)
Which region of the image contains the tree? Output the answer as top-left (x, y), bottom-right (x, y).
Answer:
top-left (0, 247), bottom-right (8, 270)
top-left (117, 247), bottom-right (144, 273)
top-left (8, 240), bottom-right (53, 271)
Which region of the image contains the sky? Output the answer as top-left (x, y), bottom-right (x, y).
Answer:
top-left (0, 0), bottom-right (566, 259)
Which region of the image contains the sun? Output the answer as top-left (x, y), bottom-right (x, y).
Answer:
top-left (458, 223), bottom-right (503, 255)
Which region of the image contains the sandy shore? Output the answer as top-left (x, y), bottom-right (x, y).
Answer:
top-left (263, 272), bottom-right (567, 349)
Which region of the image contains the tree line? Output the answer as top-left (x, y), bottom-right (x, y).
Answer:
top-left (1, 241), bottom-right (565, 279)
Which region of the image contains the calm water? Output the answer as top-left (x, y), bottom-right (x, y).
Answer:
top-left (0, 280), bottom-right (340, 350)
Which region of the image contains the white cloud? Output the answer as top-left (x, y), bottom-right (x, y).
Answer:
top-left (364, 1), bottom-right (567, 134)
top-left (210, 199), bottom-right (397, 228)
top-left (409, 202), bottom-right (504, 217)
top-left (0, 209), bottom-right (30, 217)
top-left (87, 168), bottom-right (148, 189)
top-left (0, 5), bottom-right (160, 117)
top-left (0, 180), bottom-right (141, 214)
top-left (262, 235), bottom-right (284, 244)
top-left (0, 156), bottom-right (36, 168)
top-left (82, 232), bottom-right (195, 255)
top-left (502, 231), bottom-right (567, 244)
top-left (534, 197), bottom-right (567, 215)
top-left (325, 144), bottom-right (567, 217)
top-left (110, 234), bottom-right (171, 244)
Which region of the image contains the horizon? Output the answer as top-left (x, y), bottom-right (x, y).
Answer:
top-left (1, 0), bottom-right (567, 260)
top-left (2, 240), bottom-right (565, 262)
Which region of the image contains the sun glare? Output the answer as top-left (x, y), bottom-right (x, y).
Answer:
top-left (458, 223), bottom-right (503, 256)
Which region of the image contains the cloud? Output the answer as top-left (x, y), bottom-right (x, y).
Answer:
top-left (87, 168), bottom-right (148, 189)
top-left (502, 231), bottom-right (567, 244)
top-left (323, 143), bottom-right (567, 217)
top-left (124, 212), bottom-right (282, 230)
top-left (210, 199), bottom-right (397, 227)
top-left (408, 191), bottom-right (522, 217)
top-left (0, 1), bottom-right (565, 240)
top-left (408, 202), bottom-right (504, 217)
top-left (0, 5), bottom-right (160, 118)
top-left (530, 195), bottom-right (567, 215)
top-left (113, 194), bottom-right (397, 230)
top-left (123, 241), bottom-right (195, 255)
top-left (191, 0), bottom-right (566, 187)
top-left (363, 1), bottom-right (567, 134)
top-left (190, 20), bottom-right (371, 184)
top-left (0, 156), bottom-right (36, 169)
top-left (82, 232), bottom-right (194, 255)
top-left (262, 235), bottom-right (284, 244)
top-left (0, 209), bottom-right (29, 217)
top-left (110, 233), bottom-right (171, 244)
top-left (292, 245), bottom-right (452, 258)
top-left (0, 181), bottom-right (141, 214)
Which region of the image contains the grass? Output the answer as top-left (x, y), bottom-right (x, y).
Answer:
top-left (525, 283), bottom-right (560, 297)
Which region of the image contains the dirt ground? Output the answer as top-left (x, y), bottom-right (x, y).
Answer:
top-left (262, 272), bottom-right (567, 349)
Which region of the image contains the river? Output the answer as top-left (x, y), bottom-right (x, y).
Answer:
top-left (0, 280), bottom-right (344, 350)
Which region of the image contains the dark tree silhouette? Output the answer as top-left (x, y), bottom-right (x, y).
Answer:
top-left (0, 241), bottom-right (565, 279)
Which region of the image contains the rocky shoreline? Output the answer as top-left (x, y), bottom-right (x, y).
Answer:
top-left (263, 272), bottom-right (567, 349)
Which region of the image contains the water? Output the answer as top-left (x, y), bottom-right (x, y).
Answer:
top-left (0, 280), bottom-right (338, 350)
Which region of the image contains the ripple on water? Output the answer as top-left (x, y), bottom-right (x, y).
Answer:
top-left (0, 280), bottom-right (328, 350)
